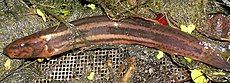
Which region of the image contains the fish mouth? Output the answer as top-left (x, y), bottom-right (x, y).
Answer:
top-left (3, 45), bottom-right (16, 58)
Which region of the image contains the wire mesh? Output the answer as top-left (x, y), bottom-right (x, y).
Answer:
top-left (36, 48), bottom-right (130, 82)
top-left (35, 46), bottom-right (191, 83)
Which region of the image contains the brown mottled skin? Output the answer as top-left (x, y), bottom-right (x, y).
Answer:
top-left (4, 15), bottom-right (230, 71)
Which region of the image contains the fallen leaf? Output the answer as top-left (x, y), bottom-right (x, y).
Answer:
top-left (191, 69), bottom-right (207, 83)
top-left (156, 50), bottom-right (164, 59)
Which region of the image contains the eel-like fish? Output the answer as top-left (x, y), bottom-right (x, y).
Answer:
top-left (4, 15), bottom-right (230, 71)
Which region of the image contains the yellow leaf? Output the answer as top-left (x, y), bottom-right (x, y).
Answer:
top-left (180, 24), bottom-right (196, 34)
top-left (156, 50), bottom-right (164, 59)
top-left (187, 24), bottom-right (196, 34)
top-left (180, 25), bottom-right (187, 32)
top-left (87, 4), bottom-right (96, 10)
top-left (86, 72), bottom-right (95, 81)
top-left (191, 69), bottom-right (207, 83)
top-left (184, 57), bottom-right (192, 63)
top-left (4, 59), bottom-right (11, 70)
top-left (36, 9), bottom-right (46, 22)
top-left (37, 58), bottom-right (45, 62)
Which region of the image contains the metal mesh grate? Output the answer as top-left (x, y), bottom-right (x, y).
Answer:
top-left (36, 48), bottom-right (130, 82)
top-left (35, 46), bottom-right (191, 83)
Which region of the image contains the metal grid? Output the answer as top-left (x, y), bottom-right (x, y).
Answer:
top-left (36, 48), bottom-right (129, 82)
top-left (35, 46), bottom-right (191, 83)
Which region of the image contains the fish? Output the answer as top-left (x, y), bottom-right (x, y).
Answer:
top-left (4, 15), bottom-right (230, 71)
